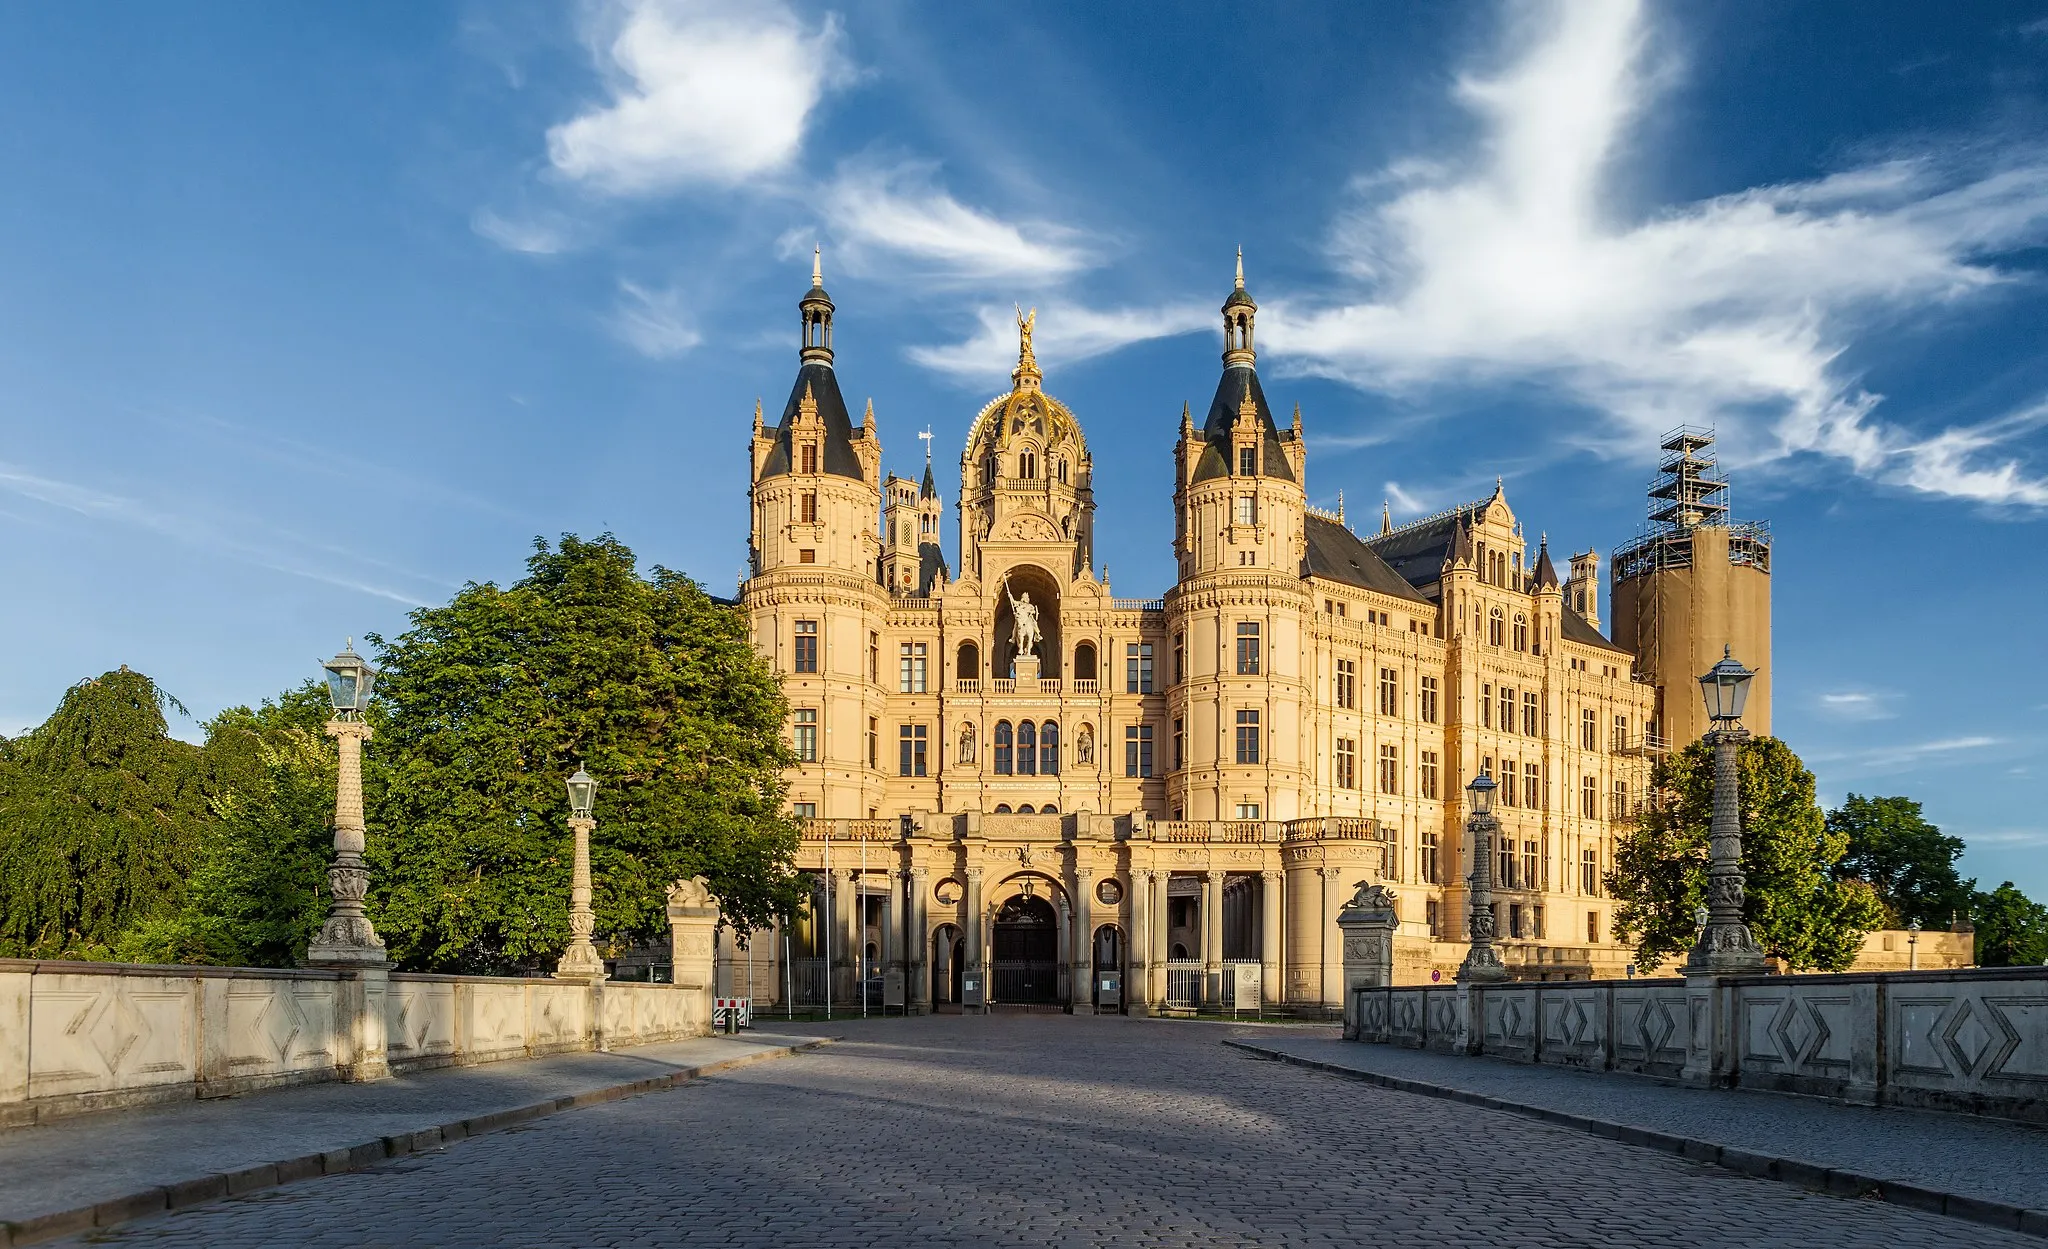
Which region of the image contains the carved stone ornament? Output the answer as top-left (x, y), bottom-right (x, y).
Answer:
top-left (666, 877), bottom-right (714, 909)
top-left (1342, 881), bottom-right (1399, 915)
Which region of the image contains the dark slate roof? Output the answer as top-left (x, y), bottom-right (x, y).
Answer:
top-left (1303, 514), bottom-right (1431, 604)
top-left (917, 542), bottom-right (949, 596)
top-left (1363, 504), bottom-right (1485, 589)
top-left (1191, 365), bottom-right (1296, 484)
top-left (1532, 542), bottom-right (1560, 590)
top-left (756, 361), bottom-right (863, 480)
top-left (1561, 606), bottom-right (1630, 654)
top-left (920, 459), bottom-right (937, 499)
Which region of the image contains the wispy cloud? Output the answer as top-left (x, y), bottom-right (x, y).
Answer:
top-left (1814, 688), bottom-right (1899, 722)
top-left (1961, 828), bottom-right (2048, 849)
top-left (1814, 734), bottom-right (2004, 773)
top-left (0, 461), bottom-right (436, 605)
top-left (471, 207), bottom-right (572, 256)
top-left (544, 0), bottom-right (851, 196)
top-left (612, 280), bottom-right (701, 357)
top-left (822, 159), bottom-right (1095, 285)
top-left (907, 300), bottom-right (1212, 385)
top-left (1266, 0), bottom-right (2048, 507)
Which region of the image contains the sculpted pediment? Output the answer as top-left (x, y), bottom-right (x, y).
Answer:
top-left (989, 509), bottom-right (1062, 544)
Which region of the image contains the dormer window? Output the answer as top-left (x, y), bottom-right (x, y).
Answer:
top-left (800, 444), bottom-right (817, 475)
top-left (1020, 450), bottom-right (1037, 479)
top-left (1239, 446), bottom-right (1258, 476)
top-left (1235, 495), bottom-right (1257, 526)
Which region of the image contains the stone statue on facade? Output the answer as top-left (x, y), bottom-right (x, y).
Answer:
top-left (1003, 575), bottom-right (1042, 658)
top-left (1341, 881), bottom-right (1399, 916)
top-left (1075, 723), bottom-right (1093, 764)
top-left (959, 722), bottom-right (977, 764)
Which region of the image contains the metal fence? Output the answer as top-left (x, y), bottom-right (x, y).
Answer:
top-left (1164, 960), bottom-right (1203, 1008)
top-left (785, 957), bottom-right (829, 1007)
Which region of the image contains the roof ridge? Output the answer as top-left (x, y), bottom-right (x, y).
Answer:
top-left (1368, 497), bottom-right (1489, 544)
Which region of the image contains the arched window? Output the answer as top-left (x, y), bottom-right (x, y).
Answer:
top-left (958, 641), bottom-right (980, 685)
top-left (994, 803), bottom-right (1012, 814)
top-left (1020, 450), bottom-right (1037, 479)
top-left (1513, 614), bottom-right (1528, 652)
top-left (1041, 803), bottom-right (1058, 814)
top-left (1018, 804), bottom-right (1035, 814)
top-left (1040, 721), bottom-right (1060, 775)
top-left (985, 456), bottom-right (998, 487)
top-left (1074, 642), bottom-right (1097, 681)
top-left (994, 721), bottom-right (1014, 775)
top-left (1057, 459), bottom-right (1068, 483)
top-left (1488, 608), bottom-right (1505, 648)
top-left (1016, 720), bottom-right (1038, 776)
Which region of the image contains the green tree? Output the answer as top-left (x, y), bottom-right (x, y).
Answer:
top-left (365, 534), bottom-right (802, 973)
top-left (117, 682), bottom-right (339, 967)
top-left (1607, 735), bottom-right (1885, 971)
top-left (1972, 882), bottom-right (2048, 967)
top-left (0, 668), bottom-right (212, 959)
top-left (1827, 793), bottom-right (1974, 929)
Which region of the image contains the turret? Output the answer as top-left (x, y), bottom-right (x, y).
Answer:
top-left (1567, 549), bottom-right (1601, 627)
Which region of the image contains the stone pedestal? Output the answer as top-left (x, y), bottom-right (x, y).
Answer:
top-left (1336, 882), bottom-right (1398, 1040)
top-left (667, 877), bottom-right (719, 1031)
top-left (1013, 653), bottom-right (1040, 683)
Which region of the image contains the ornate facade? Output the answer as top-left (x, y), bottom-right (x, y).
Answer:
top-left (729, 255), bottom-right (1670, 1015)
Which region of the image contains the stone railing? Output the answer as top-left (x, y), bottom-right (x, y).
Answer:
top-left (956, 678), bottom-right (980, 693)
top-left (1348, 966), bottom-right (2048, 1123)
top-left (0, 960), bottom-right (712, 1127)
top-left (1072, 679), bottom-right (1099, 694)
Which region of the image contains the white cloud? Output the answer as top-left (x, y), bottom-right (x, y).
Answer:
top-left (471, 208), bottom-right (570, 256)
top-left (613, 281), bottom-right (701, 357)
top-left (907, 300), bottom-right (1212, 385)
top-left (823, 161), bottom-right (1095, 284)
top-left (1267, 0), bottom-right (2048, 507)
top-left (547, 0), bottom-right (850, 195)
top-left (1816, 734), bottom-right (2004, 774)
top-left (1384, 481), bottom-right (1428, 515)
top-left (1815, 688), bottom-right (1898, 722)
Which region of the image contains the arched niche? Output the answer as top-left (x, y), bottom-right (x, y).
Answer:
top-left (1073, 641), bottom-right (1097, 682)
top-left (993, 563), bottom-right (1061, 678)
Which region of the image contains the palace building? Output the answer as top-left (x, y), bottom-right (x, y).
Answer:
top-left (721, 252), bottom-right (1765, 1015)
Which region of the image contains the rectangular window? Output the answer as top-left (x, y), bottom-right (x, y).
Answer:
top-left (1420, 675), bottom-right (1439, 723)
top-left (898, 723), bottom-right (928, 777)
top-left (1379, 667), bottom-right (1399, 717)
top-left (800, 492), bottom-right (817, 524)
top-left (1426, 898), bottom-right (1441, 937)
top-left (1125, 724), bottom-right (1154, 778)
top-left (1613, 714), bottom-right (1628, 753)
top-left (793, 620), bottom-right (819, 674)
top-left (792, 801), bottom-right (816, 820)
top-left (1499, 842), bottom-right (1517, 889)
top-left (1523, 692), bottom-right (1539, 737)
top-left (1235, 494), bottom-right (1257, 525)
top-left (1378, 743), bottom-right (1400, 795)
top-left (1581, 848), bottom-right (1599, 896)
top-left (1334, 659), bottom-right (1356, 709)
top-left (1509, 904), bottom-right (1524, 939)
top-left (1236, 622), bottom-right (1261, 675)
top-left (1422, 832), bottom-right (1440, 885)
top-left (1532, 905), bottom-right (1545, 940)
top-left (867, 717), bottom-right (878, 770)
top-left (1481, 683), bottom-right (1493, 728)
top-left (1173, 632), bottom-right (1185, 685)
top-left (1588, 910), bottom-right (1600, 943)
top-left (1235, 802), bottom-right (1263, 820)
top-left (1523, 840), bottom-right (1539, 892)
top-left (1235, 710), bottom-right (1261, 764)
top-left (793, 708), bottom-right (818, 762)
top-left (1499, 686), bottom-right (1515, 731)
top-left (1173, 717), bottom-right (1185, 771)
top-left (1420, 750), bottom-right (1439, 800)
top-left (868, 632), bottom-right (879, 684)
top-left (1611, 779), bottom-right (1631, 821)
top-left (899, 642), bottom-right (928, 693)
top-left (1581, 708), bottom-right (1596, 749)
top-left (800, 444), bottom-right (817, 474)
top-left (994, 725), bottom-right (1012, 775)
top-left (1335, 737), bottom-right (1357, 789)
top-left (1524, 761), bottom-right (1542, 810)
top-left (1238, 446), bottom-right (1257, 476)
top-left (1582, 774), bottom-right (1597, 818)
top-left (798, 548), bottom-right (815, 563)
top-left (1126, 643), bottom-right (1154, 694)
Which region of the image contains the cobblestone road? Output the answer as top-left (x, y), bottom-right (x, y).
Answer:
top-left (69, 1016), bottom-right (2029, 1248)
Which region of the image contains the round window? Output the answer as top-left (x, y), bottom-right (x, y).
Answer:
top-left (1095, 878), bottom-right (1124, 906)
top-left (934, 878), bottom-right (963, 906)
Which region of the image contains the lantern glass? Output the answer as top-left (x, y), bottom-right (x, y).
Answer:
top-left (566, 768), bottom-right (597, 818)
top-left (1698, 645), bottom-right (1754, 724)
top-left (1466, 773), bottom-right (1496, 816)
top-left (321, 641), bottom-right (376, 715)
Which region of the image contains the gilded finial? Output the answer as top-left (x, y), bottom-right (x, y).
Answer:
top-left (1012, 305), bottom-right (1041, 387)
top-left (1337, 490), bottom-right (1345, 524)
top-left (1235, 246), bottom-right (1244, 290)
top-left (811, 244), bottom-right (822, 288)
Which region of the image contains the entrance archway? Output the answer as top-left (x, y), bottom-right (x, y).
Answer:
top-left (991, 894), bottom-right (1059, 1004)
top-left (1093, 923), bottom-right (1126, 1013)
top-left (932, 924), bottom-right (964, 1007)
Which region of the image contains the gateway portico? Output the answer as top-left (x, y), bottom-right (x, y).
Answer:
top-left (739, 255), bottom-right (1669, 1010)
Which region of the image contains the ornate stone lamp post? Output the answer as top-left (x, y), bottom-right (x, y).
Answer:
top-left (1456, 774), bottom-right (1508, 983)
top-left (308, 641), bottom-right (388, 968)
top-left (555, 767), bottom-right (607, 982)
top-left (1686, 647), bottom-right (1766, 974)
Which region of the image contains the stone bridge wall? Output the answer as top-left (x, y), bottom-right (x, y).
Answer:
top-left (1352, 966), bottom-right (2048, 1122)
top-left (0, 960), bottom-right (712, 1127)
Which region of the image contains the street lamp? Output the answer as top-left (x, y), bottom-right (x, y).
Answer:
top-left (1907, 918), bottom-right (1920, 971)
top-left (1686, 646), bottom-right (1765, 975)
top-left (1456, 774), bottom-right (1508, 983)
top-left (555, 767), bottom-right (608, 982)
top-left (308, 641), bottom-right (388, 967)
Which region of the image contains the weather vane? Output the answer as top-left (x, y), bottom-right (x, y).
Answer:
top-left (918, 427), bottom-right (933, 463)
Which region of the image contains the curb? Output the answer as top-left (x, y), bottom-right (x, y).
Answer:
top-left (1223, 1039), bottom-right (2048, 1241)
top-left (0, 1036), bottom-right (836, 1248)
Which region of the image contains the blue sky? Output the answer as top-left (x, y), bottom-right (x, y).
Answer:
top-left (3, 1), bottom-right (2046, 899)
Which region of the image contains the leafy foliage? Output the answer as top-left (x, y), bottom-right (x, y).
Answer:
top-left (0, 669), bottom-right (211, 959)
top-left (365, 534), bottom-right (802, 973)
top-left (1607, 735), bottom-right (1884, 971)
top-left (1972, 882), bottom-right (2048, 967)
top-left (118, 683), bottom-right (339, 967)
top-left (1828, 793), bottom-right (1974, 929)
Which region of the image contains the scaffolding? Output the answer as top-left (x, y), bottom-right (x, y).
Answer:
top-left (1612, 427), bottom-right (1773, 584)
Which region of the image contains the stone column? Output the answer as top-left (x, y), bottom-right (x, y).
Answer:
top-left (833, 868), bottom-right (858, 1003)
top-left (1129, 870), bottom-right (1152, 1017)
top-left (1457, 812), bottom-right (1509, 984)
top-left (1202, 870), bottom-right (1224, 1007)
top-left (883, 868), bottom-right (904, 1010)
top-left (965, 866), bottom-right (986, 983)
top-left (909, 866), bottom-right (931, 1014)
top-left (1259, 870), bottom-right (1282, 1008)
top-left (1336, 883), bottom-right (1399, 1040)
top-left (1687, 727), bottom-right (1765, 975)
top-left (1150, 870), bottom-right (1170, 1005)
top-left (1072, 864), bottom-right (1095, 1015)
top-left (1319, 868), bottom-right (1342, 1009)
top-left (309, 719), bottom-right (387, 970)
